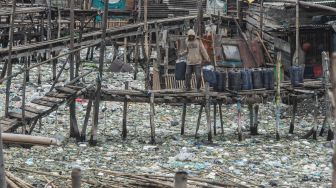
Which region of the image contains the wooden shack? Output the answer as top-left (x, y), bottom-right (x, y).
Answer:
top-left (246, 1), bottom-right (336, 78)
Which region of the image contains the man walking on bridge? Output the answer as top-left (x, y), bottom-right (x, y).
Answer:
top-left (184, 29), bottom-right (210, 91)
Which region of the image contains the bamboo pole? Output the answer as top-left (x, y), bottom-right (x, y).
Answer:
top-left (90, 0), bottom-right (109, 146)
top-left (2, 133), bottom-right (60, 146)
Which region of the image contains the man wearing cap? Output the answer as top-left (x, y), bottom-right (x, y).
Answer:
top-left (183, 29), bottom-right (210, 91)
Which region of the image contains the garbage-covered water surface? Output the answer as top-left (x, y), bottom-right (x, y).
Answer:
top-left (1, 54), bottom-right (333, 187)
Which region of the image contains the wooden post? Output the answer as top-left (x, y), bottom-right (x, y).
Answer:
top-left (137, 0), bottom-right (142, 22)
top-left (219, 103), bottom-right (224, 136)
top-left (69, 0), bottom-right (80, 140)
top-left (153, 23), bottom-right (161, 90)
top-left (205, 83), bottom-right (212, 142)
top-left (196, 0), bottom-right (203, 36)
top-left (195, 104), bottom-right (204, 138)
top-left (275, 52), bottom-right (282, 140)
top-left (4, 0), bottom-right (16, 117)
top-left (313, 92), bottom-right (318, 140)
top-left (213, 103), bottom-right (217, 135)
top-left (174, 171), bottom-right (188, 188)
top-left (237, 0), bottom-right (242, 25)
top-left (248, 103), bottom-right (253, 135)
top-left (124, 37), bottom-right (128, 65)
top-left (52, 52), bottom-right (57, 81)
top-left (144, 0), bottom-right (148, 57)
top-left (150, 92), bottom-right (155, 144)
top-left (134, 34), bottom-right (139, 80)
top-left (26, 56), bottom-right (30, 82)
top-left (289, 95), bottom-right (297, 134)
top-left (21, 57), bottom-right (27, 134)
top-left (71, 168), bottom-right (81, 188)
top-left (81, 99), bottom-right (92, 141)
top-left (0, 125), bottom-right (6, 188)
top-left (320, 52), bottom-right (333, 139)
top-left (37, 54), bottom-right (42, 85)
top-left (293, 0), bottom-right (300, 66)
top-left (144, 0), bottom-right (150, 89)
top-left (122, 82), bottom-right (129, 140)
top-left (253, 104), bottom-right (259, 135)
top-left (330, 52), bottom-right (336, 188)
top-left (259, 0), bottom-right (264, 39)
top-left (181, 104), bottom-right (186, 135)
top-left (90, 0), bottom-right (109, 146)
top-left (237, 97), bottom-right (242, 141)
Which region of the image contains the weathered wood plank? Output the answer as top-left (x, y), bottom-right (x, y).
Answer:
top-left (8, 111), bottom-right (39, 120)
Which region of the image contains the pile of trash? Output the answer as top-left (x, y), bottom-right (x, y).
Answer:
top-left (0, 49), bottom-right (333, 187)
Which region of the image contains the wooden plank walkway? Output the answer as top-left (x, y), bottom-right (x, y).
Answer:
top-left (0, 84), bottom-right (91, 133)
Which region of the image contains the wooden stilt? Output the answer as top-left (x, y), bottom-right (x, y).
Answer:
top-left (289, 96), bottom-right (297, 134)
top-left (237, 97), bottom-right (243, 141)
top-left (122, 82), bottom-right (129, 140)
top-left (275, 52), bottom-right (282, 140)
top-left (134, 35), bottom-right (139, 80)
top-left (150, 92), bottom-right (155, 144)
top-left (320, 116), bottom-right (327, 137)
top-left (248, 103), bottom-right (253, 135)
top-left (195, 104), bottom-right (204, 138)
top-left (253, 104), bottom-right (259, 135)
top-left (303, 91), bottom-right (318, 140)
top-left (26, 56), bottom-right (30, 82)
top-left (219, 103), bottom-right (224, 136)
top-left (37, 54), bottom-right (42, 85)
top-left (205, 83), bottom-right (212, 142)
top-left (86, 47), bottom-right (91, 60)
top-left (90, 0), bottom-right (109, 146)
top-left (52, 52), bottom-right (57, 81)
top-left (81, 99), bottom-right (92, 141)
top-left (213, 103), bottom-right (217, 136)
top-left (69, 0), bottom-right (80, 140)
top-left (181, 103), bottom-right (187, 135)
top-left (21, 55), bottom-right (27, 134)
